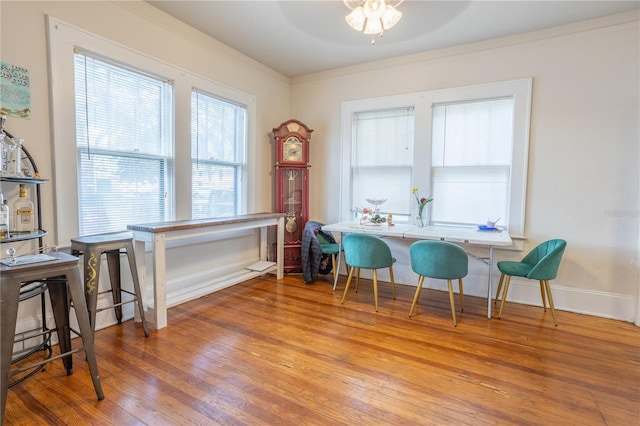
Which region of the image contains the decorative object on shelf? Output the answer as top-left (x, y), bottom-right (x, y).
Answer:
top-left (412, 187), bottom-right (433, 228)
top-left (344, 0), bottom-right (403, 44)
top-left (0, 116), bottom-right (34, 178)
top-left (0, 186), bottom-right (8, 239)
top-left (356, 198), bottom-right (389, 225)
top-left (0, 120), bottom-right (48, 244)
top-left (272, 119), bottom-right (313, 273)
top-left (1, 62), bottom-right (31, 118)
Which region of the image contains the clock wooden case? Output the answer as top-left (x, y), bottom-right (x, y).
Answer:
top-left (272, 119), bottom-right (313, 273)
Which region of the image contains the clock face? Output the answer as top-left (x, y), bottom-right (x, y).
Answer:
top-left (283, 136), bottom-right (302, 162)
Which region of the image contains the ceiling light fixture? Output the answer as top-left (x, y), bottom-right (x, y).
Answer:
top-left (344, 0), bottom-right (403, 45)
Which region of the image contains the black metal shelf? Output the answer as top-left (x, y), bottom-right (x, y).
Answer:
top-left (0, 176), bottom-right (48, 184)
top-left (0, 129), bottom-right (52, 387)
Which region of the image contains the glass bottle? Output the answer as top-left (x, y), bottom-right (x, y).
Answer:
top-left (0, 133), bottom-right (6, 176)
top-left (13, 183), bottom-right (34, 233)
top-left (0, 186), bottom-right (9, 239)
top-left (6, 138), bottom-right (23, 177)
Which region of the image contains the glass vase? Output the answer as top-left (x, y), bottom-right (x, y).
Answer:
top-left (416, 214), bottom-right (425, 228)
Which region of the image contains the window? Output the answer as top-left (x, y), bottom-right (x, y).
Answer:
top-left (341, 79), bottom-right (532, 236)
top-left (48, 17), bottom-right (256, 246)
top-left (74, 52), bottom-right (173, 236)
top-left (431, 98), bottom-right (514, 227)
top-left (191, 91), bottom-right (247, 219)
top-left (351, 108), bottom-right (414, 219)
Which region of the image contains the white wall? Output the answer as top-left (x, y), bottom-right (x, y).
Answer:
top-left (291, 11), bottom-right (640, 322)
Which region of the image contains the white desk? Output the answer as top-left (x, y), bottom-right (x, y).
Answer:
top-left (128, 213), bottom-right (285, 329)
top-left (322, 221), bottom-right (512, 318)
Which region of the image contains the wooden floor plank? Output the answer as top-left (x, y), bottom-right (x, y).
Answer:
top-left (4, 274), bottom-right (639, 425)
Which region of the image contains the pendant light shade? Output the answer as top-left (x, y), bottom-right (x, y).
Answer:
top-left (345, 0), bottom-right (403, 42)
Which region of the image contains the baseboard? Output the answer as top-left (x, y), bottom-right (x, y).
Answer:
top-left (337, 264), bottom-right (637, 323)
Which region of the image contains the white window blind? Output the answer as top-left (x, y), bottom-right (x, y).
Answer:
top-left (430, 97), bottom-right (514, 226)
top-left (74, 52), bottom-right (173, 236)
top-left (191, 90), bottom-right (247, 218)
top-left (351, 107), bottom-right (414, 217)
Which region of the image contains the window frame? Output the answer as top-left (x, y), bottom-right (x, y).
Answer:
top-left (340, 78), bottom-right (532, 237)
top-left (47, 16), bottom-right (256, 246)
top-left (191, 89), bottom-right (248, 219)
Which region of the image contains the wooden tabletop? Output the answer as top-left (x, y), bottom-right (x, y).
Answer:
top-left (127, 213), bottom-right (285, 234)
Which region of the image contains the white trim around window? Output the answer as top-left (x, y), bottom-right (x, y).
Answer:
top-left (47, 16), bottom-right (256, 247)
top-left (341, 78), bottom-right (532, 238)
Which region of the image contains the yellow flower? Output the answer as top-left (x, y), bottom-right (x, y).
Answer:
top-left (412, 187), bottom-right (418, 194)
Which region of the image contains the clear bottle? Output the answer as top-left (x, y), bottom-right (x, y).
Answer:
top-left (14, 183), bottom-right (34, 233)
top-left (0, 133), bottom-right (6, 176)
top-left (6, 138), bottom-right (23, 177)
top-left (0, 186), bottom-right (9, 239)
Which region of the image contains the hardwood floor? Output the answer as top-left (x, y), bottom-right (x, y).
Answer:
top-left (4, 274), bottom-right (639, 425)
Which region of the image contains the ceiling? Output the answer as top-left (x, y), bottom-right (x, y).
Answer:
top-left (146, 1), bottom-right (639, 77)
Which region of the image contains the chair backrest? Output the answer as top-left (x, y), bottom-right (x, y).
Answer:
top-left (525, 239), bottom-right (567, 280)
top-left (342, 233), bottom-right (394, 269)
top-left (409, 240), bottom-right (468, 280)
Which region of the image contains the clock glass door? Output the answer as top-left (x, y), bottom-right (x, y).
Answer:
top-left (283, 169), bottom-right (303, 242)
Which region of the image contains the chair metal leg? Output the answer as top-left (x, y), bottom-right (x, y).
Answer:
top-left (85, 250), bottom-right (101, 331)
top-left (372, 269), bottom-right (379, 312)
top-left (447, 279), bottom-right (457, 326)
top-left (497, 275), bottom-right (511, 319)
top-left (458, 278), bottom-right (464, 312)
top-left (105, 250), bottom-right (123, 324)
top-left (389, 266), bottom-right (396, 300)
top-left (495, 273), bottom-right (505, 304)
top-left (539, 280), bottom-right (547, 312)
top-left (125, 246), bottom-right (149, 337)
top-left (409, 276), bottom-right (425, 317)
top-left (544, 280), bottom-right (558, 326)
top-left (330, 254), bottom-right (336, 281)
top-left (341, 267), bottom-right (356, 304)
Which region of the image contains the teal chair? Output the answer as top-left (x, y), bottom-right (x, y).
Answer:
top-left (316, 230), bottom-right (340, 283)
top-left (495, 239), bottom-right (567, 326)
top-left (340, 233), bottom-right (396, 311)
top-left (409, 240), bottom-right (468, 326)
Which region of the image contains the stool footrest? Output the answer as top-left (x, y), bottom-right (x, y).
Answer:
top-left (95, 298), bottom-right (138, 313)
top-left (8, 347), bottom-right (85, 378)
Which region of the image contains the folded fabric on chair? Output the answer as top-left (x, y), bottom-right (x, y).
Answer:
top-left (301, 221), bottom-right (336, 284)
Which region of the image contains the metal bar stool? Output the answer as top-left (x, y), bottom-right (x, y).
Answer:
top-left (1, 252), bottom-right (105, 418)
top-left (71, 231), bottom-right (149, 337)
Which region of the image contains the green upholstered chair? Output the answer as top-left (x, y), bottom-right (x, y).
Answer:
top-left (316, 230), bottom-right (340, 281)
top-left (495, 239), bottom-right (567, 326)
top-left (340, 233), bottom-right (396, 311)
top-left (409, 240), bottom-right (468, 326)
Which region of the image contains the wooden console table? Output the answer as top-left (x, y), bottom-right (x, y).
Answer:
top-left (128, 213), bottom-right (285, 330)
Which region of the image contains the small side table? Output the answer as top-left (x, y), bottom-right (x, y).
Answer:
top-left (1, 252), bottom-right (104, 419)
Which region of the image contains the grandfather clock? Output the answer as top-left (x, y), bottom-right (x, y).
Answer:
top-left (272, 119), bottom-right (313, 273)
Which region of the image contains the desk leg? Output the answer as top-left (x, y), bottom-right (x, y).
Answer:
top-left (1, 279), bottom-right (21, 420)
top-left (332, 233), bottom-right (343, 291)
top-left (276, 216), bottom-right (284, 279)
top-left (487, 245), bottom-right (494, 319)
top-left (152, 233), bottom-right (167, 330)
